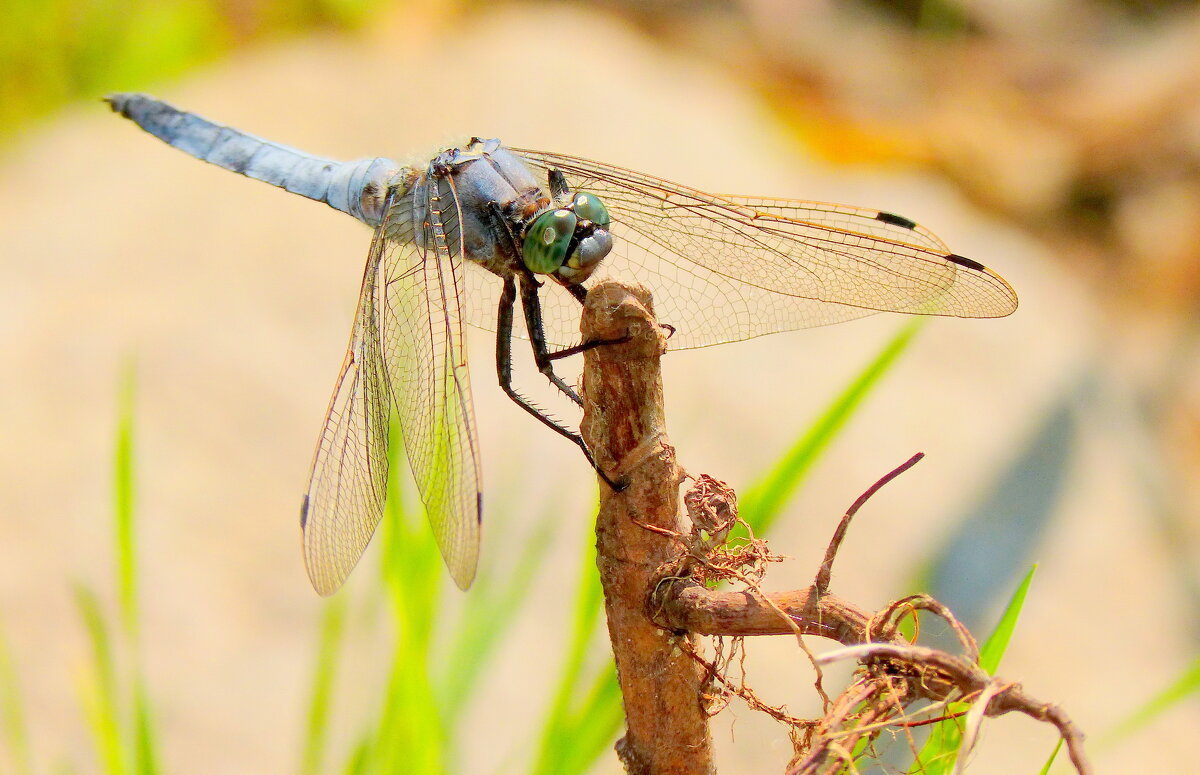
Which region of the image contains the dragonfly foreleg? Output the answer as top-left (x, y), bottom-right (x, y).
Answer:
top-left (518, 273), bottom-right (585, 407)
top-left (485, 199), bottom-right (522, 261)
top-left (548, 168), bottom-right (570, 200)
top-left (546, 283), bottom-right (633, 361)
top-left (566, 282), bottom-right (588, 304)
top-left (496, 276), bottom-right (624, 491)
top-left (546, 333), bottom-right (632, 362)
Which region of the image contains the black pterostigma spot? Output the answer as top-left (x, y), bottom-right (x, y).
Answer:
top-left (946, 253), bottom-right (986, 272)
top-left (876, 211), bottom-right (917, 230)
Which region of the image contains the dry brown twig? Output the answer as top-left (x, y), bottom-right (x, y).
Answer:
top-left (580, 280), bottom-right (1092, 775)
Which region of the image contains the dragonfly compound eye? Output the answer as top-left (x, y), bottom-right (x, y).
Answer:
top-left (571, 192), bottom-right (610, 228)
top-left (522, 209), bottom-right (577, 274)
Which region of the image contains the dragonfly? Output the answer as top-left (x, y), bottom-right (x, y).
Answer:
top-left (107, 93), bottom-right (1017, 595)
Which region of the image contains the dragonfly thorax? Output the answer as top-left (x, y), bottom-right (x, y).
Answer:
top-left (424, 141), bottom-right (614, 284)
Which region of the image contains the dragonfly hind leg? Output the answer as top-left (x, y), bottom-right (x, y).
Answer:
top-left (497, 276), bottom-right (624, 491)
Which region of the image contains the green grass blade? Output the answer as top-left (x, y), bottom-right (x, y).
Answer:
top-left (977, 564), bottom-right (1036, 675)
top-left (300, 595), bottom-right (349, 775)
top-left (341, 734), bottom-right (372, 775)
top-left (741, 320), bottom-right (923, 534)
top-left (532, 510), bottom-right (616, 775)
top-left (1101, 655), bottom-right (1200, 746)
top-left (113, 360), bottom-right (138, 639)
top-left (371, 642), bottom-right (443, 775)
top-left (114, 361), bottom-right (159, 775)
top-left (556, 662), bottom-right (625, 774)
top-left (131, 679), bottom-right (159, 775)
top-left (73, 584), bottom-right (125, 775)
top-left (0, 617), bottom-right (32, 775)
top-left (909, 715), bottom-right (963, 775)
top-left (358, 418), bottom-right (445, 775)
top-left (1038, 738), bottom-right (1063, 774)
top-left (438, 508), bottom-right (557, 719)
top-left (909, 565), bottom-right (1036, 774)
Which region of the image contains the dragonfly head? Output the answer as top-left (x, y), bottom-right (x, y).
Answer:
top-left (521, 192), bottom-right (612, 283)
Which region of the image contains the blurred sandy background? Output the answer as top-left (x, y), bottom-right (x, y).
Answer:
top-left (2, 1), bottom-right (1198, 773)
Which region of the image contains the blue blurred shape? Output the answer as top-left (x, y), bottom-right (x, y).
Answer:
top-left (925, 382), bottom-right (1078, 630)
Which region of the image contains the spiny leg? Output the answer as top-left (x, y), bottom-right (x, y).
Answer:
top-left (565, 282), bottom-right (677, 343)
top-left (481, 198), bottom-right (585, 403)
top-left (486, 190), bottom-right (623, 364)
top-left (496, 276), bottom-right (574, 430)
top-left (547, 333), bottom-right (632, 362)
top-left (496, 275), bottom-right (623, 491)
top-left (546, 282), bottom-right (632, 362)
top-left (566, 282), bottom-right (588, 304)
top-left (519, 272), bottom-right (587, 406)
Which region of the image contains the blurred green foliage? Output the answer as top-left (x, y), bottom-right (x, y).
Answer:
top-left (1102, 655), bottom-right (1200, 748)
top-left (0, 0), bottom-right (384, 141)
top-left (71, 360), bottom-right (160, 775)
top-left (0, 325), bottom-right (1128, 773)
top-left (0, 618), bottom-right (32, 775)
top-left (741, 318), bottom-right (923, 535)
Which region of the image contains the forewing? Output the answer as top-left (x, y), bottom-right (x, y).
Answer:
top-left (301, 226), bottom-right (392, 596)
top-left (512, 149), bottom-right (1017, 349)
top-left (378, 174), bottom-right (483, 590)
top-left (712, 195), bottom-right (951, 253)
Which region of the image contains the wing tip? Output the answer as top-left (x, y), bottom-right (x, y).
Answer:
top-left (449, 567), bottom-right (476, 591)
top-left (303, 547), bottom-right (348, 597)
top-left (943, 253), bottom-right (1020, 317)
top-left (311, 581), bottom-right (340, 598)
top-left (303, 556), bottom-right (343, 597)
top-left (300, 499), bottom-right (352, 597)
top-left (446, 491), bottom-right (483, 591)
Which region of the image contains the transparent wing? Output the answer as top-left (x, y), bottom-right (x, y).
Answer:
top-left (378, 175), bottom-right (482, 590)
top-left (301, 224), bottom-right (392, 596)
top-left (301, 182), bottom-right (483, 594)
top-left (711, 194), bottom-right (951, 253)
top-left (510, 148), bottom-right (1018, 350)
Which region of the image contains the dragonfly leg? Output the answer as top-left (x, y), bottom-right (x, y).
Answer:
top-left (519, 273), bottom-right (586, 407)
top-left (566, 282), bottom-right (588, 305)
top-left (547, 334), bottom-right (632, 362)
top-left (485, 199), bottom-right (523, 262)
top-left (496, 276), bottom-right (624, 491)
top-left (548, 168), bottom-right (570, 199)
top-left (544, 282), bottom-right (633, 362)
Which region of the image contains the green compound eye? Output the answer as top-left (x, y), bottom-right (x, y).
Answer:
top-left (522, 209), bottom-right (577, 274)
top-left (571, 192), bottom-right (610, 228)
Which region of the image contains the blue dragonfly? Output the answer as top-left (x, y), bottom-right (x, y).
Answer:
top-left (108, 94), bottom-right (1017, 594)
